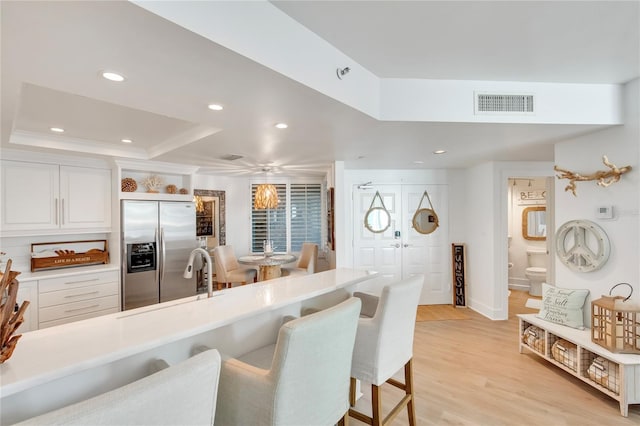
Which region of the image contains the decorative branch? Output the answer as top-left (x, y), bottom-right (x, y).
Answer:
top-left (0, 259), bottom-right (27, 363)
top-left (554, 155), bottom-right (632, 196)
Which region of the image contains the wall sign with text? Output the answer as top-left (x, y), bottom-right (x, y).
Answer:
top-left (451, 243), bottom-right (467, 307)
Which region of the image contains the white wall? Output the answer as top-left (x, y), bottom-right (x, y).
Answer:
top-left (464, 162), bottom-right (499, 318)
top-left (381, 79), bottom-right (623, 124)
top-left (464, 161), bottom-right (555, 320)
top-left (193, 175), bottom-right (252, 255)
top-left (553, 78), bottom-right (639, 323)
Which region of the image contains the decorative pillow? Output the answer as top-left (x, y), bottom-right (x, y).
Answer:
top-left (536, 283), bottom-right (589, 329)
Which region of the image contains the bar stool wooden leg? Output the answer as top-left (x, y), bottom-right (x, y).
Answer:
top-left (349, 377), bottom-right (357, 407)
top-left (371, 384), bottom-right (382, 426)
top-left (405, 359), bottom-right (416, 426)
top-left (350, 359), bottom-right (415, 426)
top-left (337, 411), bottom-right (349, 426)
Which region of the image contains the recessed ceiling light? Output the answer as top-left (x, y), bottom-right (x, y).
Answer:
top-left (50, 127), bottom-right (64, 133)
top-left (121, 138), bottom-right (133, 143)
top-left (433, 149), bottom-right (447, 155)
top-left (101, 71), bottom-right (125, 82)
top-left (413, 160), bottom-right (424, 164)
top-left (208, 104), bottom-right (223, 111)
top-left (275, 123), bottom-right (288, 129)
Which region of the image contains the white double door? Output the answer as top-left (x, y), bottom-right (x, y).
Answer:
top-left (353, 184), bottom-right (450, 305)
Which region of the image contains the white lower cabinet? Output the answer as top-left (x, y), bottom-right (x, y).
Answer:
top-left (38, 270), bottom-right (119, 329)
top-left (16, 280), bottom-right (38, 333)
top-left (518, 313), bottom-right (640, 417)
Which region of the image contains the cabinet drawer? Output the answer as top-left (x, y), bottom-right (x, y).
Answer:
top-left (39, 282), bottom-right (118, 308)
top-left (39, 307), bottom-right (120, 329)
top-left (39, 270), bottom-right (119, 293)
top-left (39, 295), bottom-right (119, 323)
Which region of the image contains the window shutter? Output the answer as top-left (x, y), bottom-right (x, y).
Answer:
top-left (251, 182), bottom-right (322, 253)
top-left (251, 183), bottom-right (287, 252)
top-left (290, 183), bottom-right (322, 252)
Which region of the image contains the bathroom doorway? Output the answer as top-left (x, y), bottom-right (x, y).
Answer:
top-left (506, 176), bottom-right (555, 308)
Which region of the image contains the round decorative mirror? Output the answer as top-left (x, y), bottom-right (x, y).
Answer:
top-left (365, 207), bottom-right (391, 233)
top-left (412, 208), bottom-right (439, 235)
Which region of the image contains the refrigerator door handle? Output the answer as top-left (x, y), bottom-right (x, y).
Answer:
top-left (122, 241), bottom-right (128, 273)
top-left (160, 227), bottom-right (166, 284)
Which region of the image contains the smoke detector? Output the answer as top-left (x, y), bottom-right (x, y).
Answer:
top-left (220, 154), bottom-right (243, 161)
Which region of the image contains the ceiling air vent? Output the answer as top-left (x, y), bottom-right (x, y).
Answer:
top-left (220, 154), bottom-right (243, 161)
top-left (475, 93), bottom-right (535, 115)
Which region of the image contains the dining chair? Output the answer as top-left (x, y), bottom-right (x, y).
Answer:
top-left (14, 349), bottom-right (222, 425)
top-left (280, 242), bottom-right (318, 277)
top-left (349, 275), bottom-right (423, 426)
top-left (213, 245), bottom-right (257, 289)
top-left (206, 236), bottom-right (219, 249)
top-left (214, 297), bottom-right (362, 426)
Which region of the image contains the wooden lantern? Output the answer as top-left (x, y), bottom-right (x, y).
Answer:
top-left (591, 283), bottom-right (640, 354)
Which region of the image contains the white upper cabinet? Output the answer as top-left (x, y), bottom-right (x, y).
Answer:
top-left (1, 161), bottom-right (59, 231)
top-left (1, 160), bottom-right (112, 235)
top-left (59, 166), bottom-right (111, 230)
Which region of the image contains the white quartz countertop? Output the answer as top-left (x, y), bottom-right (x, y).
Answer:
top-left (0, 268), bottom-right (376, 397)
top-left (14, 264), bottom-right (119, 282)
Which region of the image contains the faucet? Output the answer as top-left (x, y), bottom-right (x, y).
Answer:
top-left (184, 248), bottom-right (213, 298)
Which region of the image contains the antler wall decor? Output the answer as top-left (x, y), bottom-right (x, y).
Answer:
top-left (554, 155), bottom-right (632, 196)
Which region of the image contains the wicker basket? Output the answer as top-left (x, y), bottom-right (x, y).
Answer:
top-left (587, 356), bottom-right (620, 393)
top-left (523, 325), bottom-right (545, 352)
top-left (551, 339), bottom-right (577, 370)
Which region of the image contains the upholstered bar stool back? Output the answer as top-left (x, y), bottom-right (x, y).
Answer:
top-left (215, 297), bottom-right (362, 426)
top-left (15, 349), bottom-right (222, 426)
top-left (213, 245), bottom-right (257, 288)
top-left (349, 275), bottom-right (423, 426)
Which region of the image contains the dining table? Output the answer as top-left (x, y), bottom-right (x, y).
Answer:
top-left (237, 254), bottom-right (297, 281)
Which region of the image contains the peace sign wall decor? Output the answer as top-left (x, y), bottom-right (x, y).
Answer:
top-left (556, 219), bottom-right (610, 272)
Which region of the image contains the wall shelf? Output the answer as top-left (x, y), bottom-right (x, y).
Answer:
top-left (115, 159), bottom-right (199, 201)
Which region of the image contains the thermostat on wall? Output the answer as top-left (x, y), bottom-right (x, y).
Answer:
top-left (596, 206), bottom-right (613, 219)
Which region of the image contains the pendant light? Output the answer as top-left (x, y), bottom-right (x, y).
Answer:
top-left (254, 168), bottom-right (278, 255)
top-left (254, 168), bottom-right (278, 210)
top-left (254, 184), bottom-right (279, 209)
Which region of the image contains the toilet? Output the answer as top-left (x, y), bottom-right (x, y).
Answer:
top-left (525, 248), bottom-right (547, 296)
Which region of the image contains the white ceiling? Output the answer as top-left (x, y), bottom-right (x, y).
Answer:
top-left (2, 1), bottom-right (638, 176)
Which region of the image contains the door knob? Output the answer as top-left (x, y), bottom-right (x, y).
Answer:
top-left (390, 243), bottom-right (400, 248)
top-left (403, 244), bottom-right (410, 248)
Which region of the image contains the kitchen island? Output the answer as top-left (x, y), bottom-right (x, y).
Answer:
top-left (0, 268), bottom-right (378, 424)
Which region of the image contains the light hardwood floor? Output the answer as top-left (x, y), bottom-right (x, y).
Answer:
top-left (350, 290), bottom-right (640, 425)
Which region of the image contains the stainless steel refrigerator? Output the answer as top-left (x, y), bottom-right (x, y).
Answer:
top-left (121, 200), bottom-right (198, 310)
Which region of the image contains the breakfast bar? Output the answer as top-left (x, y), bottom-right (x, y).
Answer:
top-left (0, 268), bottom-right (378, 424)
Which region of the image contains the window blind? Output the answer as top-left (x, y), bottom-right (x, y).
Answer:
top-left (290, 183), bottom-right (322, 252)
top-left (251, 183), bottom-right (286, 253)
top-left (250, 182), bottom-right (322, 253)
